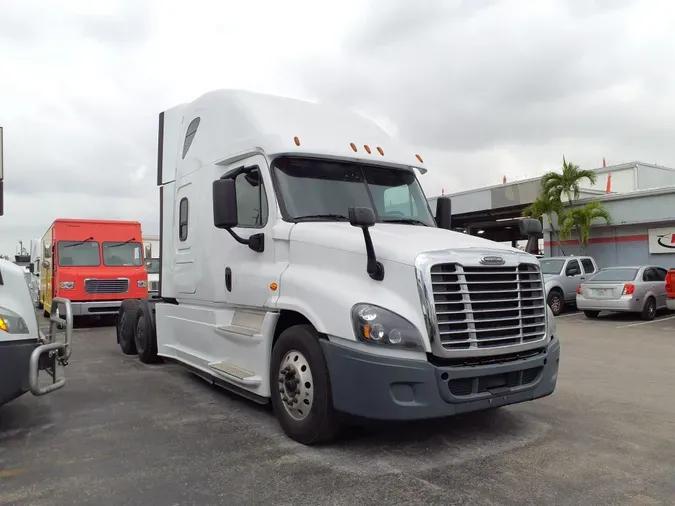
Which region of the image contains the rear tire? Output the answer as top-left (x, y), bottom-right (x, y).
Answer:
top-left (270, 324), bottom-right (341, 445)
top-left (547, 291), bottom-right (564, 316)
top-left (641, 297), bottom-right (656, 321)
top-left (135, 300), bottom-right (160, 364)
top-left (584, 310), bottom-right (600, 319)
top-left (117, 299), bottom-right (140, 355)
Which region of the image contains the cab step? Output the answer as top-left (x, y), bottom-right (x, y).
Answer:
top-left (207, 362), bottom-right (261, 386)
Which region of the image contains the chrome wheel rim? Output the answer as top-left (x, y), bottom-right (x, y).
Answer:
top-left (277, 350), bottom-right (314, 421)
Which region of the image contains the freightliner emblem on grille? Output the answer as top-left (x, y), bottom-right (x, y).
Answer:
top-left (479, 255), bottom-right (505, 266)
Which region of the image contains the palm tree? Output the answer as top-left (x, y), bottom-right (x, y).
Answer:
top-left (522, 194), bottom-right (565, 246)
top-left (559, 201), bottom-right (612, 254)
top-left (541, 156), bottom-right (598, 206)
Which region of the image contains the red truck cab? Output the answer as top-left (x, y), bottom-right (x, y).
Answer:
top-left (39, 219), bottom-right (148, 320)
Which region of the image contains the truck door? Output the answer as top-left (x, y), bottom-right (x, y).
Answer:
top-left (563, 259), bottom-right (584, 301)
top-left (218, 154), bottom-right (280, 309)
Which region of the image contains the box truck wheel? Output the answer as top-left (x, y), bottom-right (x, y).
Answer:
top-left (117, 299), bottom-right (140, 355)
top-left (269, 324), bottom-right (340, 445)
top-left (134, 300), bottom-right (160, 364)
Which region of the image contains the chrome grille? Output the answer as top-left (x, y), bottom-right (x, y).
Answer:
top-left (84, 278), bottom-right (129, 295)
top-left (430, 263), bottom-right (546, 352)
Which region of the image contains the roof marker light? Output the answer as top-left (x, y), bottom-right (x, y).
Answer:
top-left (364, 145), bottom-right (372, 154)
top-left (350, 143), bottom-right (357, 152)
top-left (415, 154), bottom-right (424, 163)
top-left (293, 136), bottom-right (300, 146)
top-left (377, 147), bottom-right (384, 156)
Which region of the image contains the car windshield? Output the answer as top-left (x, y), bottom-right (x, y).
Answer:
top-left (145, 258), bottom-right (160, 274)
top-left (590, 268), bottom-right (639, 282)
top-left (58, 241), bottom-right (101, 267)
top-left (539, 259), bottom-right (565, 275)
top-left (102, 242), bottom-right (143, 267)
top-left (272, 157), bottom-right (436, 226)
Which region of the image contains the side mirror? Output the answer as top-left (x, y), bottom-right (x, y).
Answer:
top-left (212, 179), bottom-right (238, 229)
top-left (348, 206), bottom-right (384, 281)
top-left (212, 177), bottom-right (264, 253)
top-left (519, 218), bottom-right (542, 236)
top-left (348, 206), bottom-right (376, 228)
top-left (436, 196), bottom-right (452, 230)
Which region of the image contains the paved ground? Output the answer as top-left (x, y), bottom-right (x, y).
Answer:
top-left (1, 311), bottom-right (674, 505)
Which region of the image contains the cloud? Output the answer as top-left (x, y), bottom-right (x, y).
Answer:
top-left (1, 0), bottom-right (674, 256)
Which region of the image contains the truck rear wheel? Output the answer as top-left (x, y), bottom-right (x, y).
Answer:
top-left (269, 324), bottom-right (340, 445)
top-left (135, 300), bottom-right (160, 364)
top-left (117, 300), bottom-right (140, 355)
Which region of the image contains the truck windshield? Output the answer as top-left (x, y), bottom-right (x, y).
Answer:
top-left (539, 259), bottom-right (565, 275)
top-left (272, 157), bottom-right (436, 226)
top-left (58, 241), bottom-right (101, 267)
top-left (102, 242), bottom-right (143, 267)
top-left (145, 258), bottom-right (160, 274)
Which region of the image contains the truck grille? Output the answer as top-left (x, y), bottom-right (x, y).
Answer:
top-left (84, 278), bottom-right (129, 295)
top-left (431, 263), bottom-right (546, 352)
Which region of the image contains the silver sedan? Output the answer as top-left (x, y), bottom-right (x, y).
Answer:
top-left (576, 265), bottom-right (669, 320)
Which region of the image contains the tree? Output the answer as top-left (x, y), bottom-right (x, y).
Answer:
top-left (522, 193), bottom-right (565, 246)
top-left (559, 201), bottom-right (612, 254)
top-left (541, 156), bottom-right (598, 206)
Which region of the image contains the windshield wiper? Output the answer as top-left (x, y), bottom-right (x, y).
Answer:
top-left (295, 214), bottom-right (349, 222)
top-left (64, 236), bottom-right (94, 248)
top-left (381, 218), bottom-right (428, 226)
top-left (106, 237), bottom-right (136, 248)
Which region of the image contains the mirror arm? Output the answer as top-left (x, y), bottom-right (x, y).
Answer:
top-left (361, 228), bottom-right (384, 281)
top-left (226, 228), bottom-right (249, 246)
top-left (226, 228), bottom-right (264, 253)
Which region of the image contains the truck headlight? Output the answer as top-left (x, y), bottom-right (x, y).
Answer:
top-left (351, 303), bottom-right (424, 351)
top-left (0, 306), bottom-right (30, 334)
top-left (59, 281), bottom-right (74, 289)
top-left (137, 280), bottom-right (147, 288)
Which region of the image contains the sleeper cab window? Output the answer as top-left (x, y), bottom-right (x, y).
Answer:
top-left (182, 117), bottom-right (201, 159)
top-left (234, 169), bottom-right (268, 228)
top-left (179, 197), bottom-right (189, 241)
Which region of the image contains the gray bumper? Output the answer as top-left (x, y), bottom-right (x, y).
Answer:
top-left (321, 338), bottom-right (560, 421)
top-left (56, 300), bottom-right (122, 316)
top-left (0, 339), bottom-right (38, 406)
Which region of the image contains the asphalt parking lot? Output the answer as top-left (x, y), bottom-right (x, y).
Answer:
top-left (1, 312), bottom-right (674, 506)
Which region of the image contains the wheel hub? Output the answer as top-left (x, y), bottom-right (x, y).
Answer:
top-left (277, 350), bottom-right (314, 421)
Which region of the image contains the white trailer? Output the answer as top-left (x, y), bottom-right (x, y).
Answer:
top-left (0, 126), bottom-right (74, 407)
top-left (116, 90), bottom-right (559, 444)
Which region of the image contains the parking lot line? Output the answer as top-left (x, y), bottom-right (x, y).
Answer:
top-left (616, 315), bottom-right (675, 329)
top-left (556, 312), bottom-right (582, 318)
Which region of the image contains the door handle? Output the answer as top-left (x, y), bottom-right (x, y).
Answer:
top-left (580, 277), bottom-right (586, 280)
top-left (225, 267), bottom-right (232, 292)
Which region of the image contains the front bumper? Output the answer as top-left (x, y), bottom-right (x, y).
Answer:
top-left (321, 337), bottom-right (560, 421)
top-left (576, 295), bottom-right (641, 312)
top-left (56, 300), bottom-right (122, 316)
top-left (0, 339), bottom-right (38, 406)
top-left (667, 299), bottom-right (675, 311)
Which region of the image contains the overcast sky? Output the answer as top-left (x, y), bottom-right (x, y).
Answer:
top-left (1, 0), bottom-right (674, 256)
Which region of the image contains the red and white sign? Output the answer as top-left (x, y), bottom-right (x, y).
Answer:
top-left (648, 227), bottom-right (675, 254)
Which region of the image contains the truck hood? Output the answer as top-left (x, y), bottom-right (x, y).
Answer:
top-left (289, 222), bottom-right (528, 265)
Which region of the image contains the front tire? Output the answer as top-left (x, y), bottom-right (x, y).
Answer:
top-left (269, 324), bottom-right (340, 445)
top-left (641, 297), bottom-right (656, 321)
top-left (117, 300), bottom-right (140, 355)
top-left (135, 300), bottom-right (160, 364)
top-left (547, 291), bottom-right (564, 316)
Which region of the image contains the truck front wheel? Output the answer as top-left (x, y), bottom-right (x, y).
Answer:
top-left (117, 300), bottom-right (140, 355)
top-left (135, 301), bottom-right (160, 364)
top-left (269, 324), bottom-right (340, 445)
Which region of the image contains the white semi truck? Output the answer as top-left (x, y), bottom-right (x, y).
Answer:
top-left (116, 90), bottom-right (559, 445)
top-left (0, 126), bottom-right (74, 407)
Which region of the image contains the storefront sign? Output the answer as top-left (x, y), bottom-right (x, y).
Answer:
top-left (648, 227), bottom-right (675, 254)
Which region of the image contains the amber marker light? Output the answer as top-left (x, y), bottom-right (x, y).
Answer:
top-left (270, 282), bottom-right (278, 291)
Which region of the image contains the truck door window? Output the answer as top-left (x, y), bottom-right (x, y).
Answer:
top-left (565, 259), bottom-right (580, 276)
top-left (102, 242), bottom-right (143, 267)
top-left (234, 169), bottom-right (268, 228)
top-left (179, 197), bottom-right (189, 241)
top-left (57, 241), bottom-right (101, 267)
top-left (581, 258), bottom-right (595, 274)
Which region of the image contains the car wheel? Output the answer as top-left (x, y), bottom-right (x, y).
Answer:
top-left (584, 310), bottom-right (600, 319)
top-left (547, 291), bottom-right (564, 316)
top-left (641, 297), bottom-right (656, 321)
top-left (269, 324), bottom-right (341, 445)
